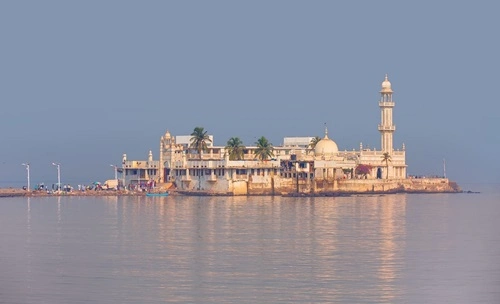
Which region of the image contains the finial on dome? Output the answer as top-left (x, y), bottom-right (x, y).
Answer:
top-left (381, 74), bottom-right (393, 92)
top-left (324, 123), bottom-right (329, 139)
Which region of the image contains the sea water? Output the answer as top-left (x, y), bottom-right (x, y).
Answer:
top-left (1, 184), bottom-right (499, 303)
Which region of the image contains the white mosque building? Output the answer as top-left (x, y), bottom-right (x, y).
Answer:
top-left (121, 76), bottom-right (457, 194)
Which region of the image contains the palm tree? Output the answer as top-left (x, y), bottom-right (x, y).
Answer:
top-left (254, 136), bottom-right (274, 161)
top-left (381, 152), bottom-right (392, 179)
top-left (309, 136), bottom-right (321, 149)
top-left (190, 127), bottom-right (212, 159)
top-left (225, 137), bottom-right (245, 160)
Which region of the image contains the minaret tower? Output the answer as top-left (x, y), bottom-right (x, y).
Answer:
top-left (378, 74), bottom-right (395, 152)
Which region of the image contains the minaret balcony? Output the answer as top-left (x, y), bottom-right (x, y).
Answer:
top-left (379, 101), bottom-right (395, 107)
top-left (378, 125), bottom-right (396, 131)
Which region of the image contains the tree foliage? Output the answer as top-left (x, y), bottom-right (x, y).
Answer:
top-left (309, 136), bottom-right (321, 149)
top-left (254, 136), bottom-right (274, 161)
top-left (189, 127), bottom-right (212, 159)
top-left (381, 152), bottom-right (392, 179)
top-left (355, 164), bottom-right (372, 177)
top-left (225, 137), bottom-right (245, 160)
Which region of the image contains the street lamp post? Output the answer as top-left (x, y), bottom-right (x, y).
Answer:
top-left (110, 164), bottom-right (118, 180)
top-left (21, 163), bottom-right (30, 191)
top-left (52, 162), bottom-right (61, 191)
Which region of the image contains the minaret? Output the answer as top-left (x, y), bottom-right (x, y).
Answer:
top-left (159, 130), bottom-right (172, 183)
top-left (378, 74), bottom-right (395, 152)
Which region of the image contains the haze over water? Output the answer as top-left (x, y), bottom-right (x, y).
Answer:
top-left (1, 184), bottom-right (499, 303)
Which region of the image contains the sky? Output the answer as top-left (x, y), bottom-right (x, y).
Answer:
top-left (1, 1), bottom-right (499, 187)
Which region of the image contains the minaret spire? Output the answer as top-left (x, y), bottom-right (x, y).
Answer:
top-left (378, 74), bottom-right (395, 152)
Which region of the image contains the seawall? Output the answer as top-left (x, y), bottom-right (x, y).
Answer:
top-left (178, 177), bottom-right (461, 196)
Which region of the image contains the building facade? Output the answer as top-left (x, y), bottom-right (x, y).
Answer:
top-left (122, 76), bottom-right (416, 194)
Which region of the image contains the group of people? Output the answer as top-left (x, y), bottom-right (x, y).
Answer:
top-left (126, 180), bottom-right (156, 192)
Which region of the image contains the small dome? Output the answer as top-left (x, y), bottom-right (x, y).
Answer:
top-left (314, 128), bottom-right (338, 156)
top-left (164, 130), bottom-right (171, 138)
top-left (380, 74), bottom-right (393, 93)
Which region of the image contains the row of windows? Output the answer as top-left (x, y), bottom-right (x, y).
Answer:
top-left (280, 173), bottom-right (314, 179)
top-left (125, 169), bottom-right (157, 177)
top-left (173, 168), bottom-right (280, 177)
top-left (175, 169), bottom-right (225, 177)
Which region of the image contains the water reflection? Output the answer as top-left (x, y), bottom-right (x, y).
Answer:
top-left (26, 196), bottom-right (31, 229)
top-left (57, 195), bottom-right (61, 223)
top-left (104, 194), bottom-right (410, 302)
top-left (3, 190), bottom-right (499, 303)
top-left (14, 194), bottom-right (411, 303)
top-left (377, 194), bottom-right (407, 302)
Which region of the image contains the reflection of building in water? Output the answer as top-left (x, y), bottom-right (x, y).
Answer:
top-left (120, 76), bottom-right (457, 195)
top-left (377, 194), bottom-right (407, 301)
top-left (103, 196), bottom-right (118, 204)
top-left (302, 195), bottom-right (407, 301)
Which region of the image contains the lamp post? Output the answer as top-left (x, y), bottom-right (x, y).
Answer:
top-left (21, 163), bottom-right (30, 191)
top-left (443, 158), bottom-right (446, 178)
top-left (52, 162), bottom-right (61, 191)
top-left (110, 164), bottom-right (118, 180)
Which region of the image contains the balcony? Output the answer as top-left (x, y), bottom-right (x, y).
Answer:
top-left (378, 125), bottom-right (396, 131)
top-left (186, 153), bottom-right (221, 160)
top-left (379, 101), bottom-right (395, 107)
top-left (226, 160), bottom-right (280, 168)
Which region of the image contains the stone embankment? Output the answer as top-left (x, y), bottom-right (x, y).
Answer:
top-left (181, 178), bottom-right (462, 196)
top-left (0, 188), bottom-right (174, 198)
top-left (332, 178), bottom-right (461, 194)
top-left (1, 178), bottom-right (461, 198)
top-left (0, 183), bottom-right (176, 198)
top-left (0, 188), bottom-right (27, 197)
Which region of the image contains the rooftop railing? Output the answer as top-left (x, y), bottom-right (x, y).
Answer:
top-left (123, 161), bottom-right (160, 169)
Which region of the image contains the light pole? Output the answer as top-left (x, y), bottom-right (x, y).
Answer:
top-left (110, 164), bottom-right (118, 180)
top-left (443, 158), bottom-right (447, 178)
top-left (52, 162), bottom-right (61, 191)
top-left (21, 163), bottom-right (30, 191)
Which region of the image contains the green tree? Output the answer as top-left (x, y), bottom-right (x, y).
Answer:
top-left (189, 127), bottom-right (212, 159)
top-left (309, 136), bottom-right (321, 149)
top-left (225, 137), bottom-right (245, 160)
top-left (381, 152), bottom-right (392, 179)
top-left (254, 136), bottom-right (274, 161)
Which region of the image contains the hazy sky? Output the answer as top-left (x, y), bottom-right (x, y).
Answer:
top-left (1, 1), bottom-right (499, 186)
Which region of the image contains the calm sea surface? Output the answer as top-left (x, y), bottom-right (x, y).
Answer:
top-left (1, 184), bottom-right (499, 303)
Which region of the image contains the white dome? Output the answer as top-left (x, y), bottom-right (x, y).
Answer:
top-left (380, 74), bottom-right (393, 93)
top-left (314, 134), bottom-right (338, 156)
